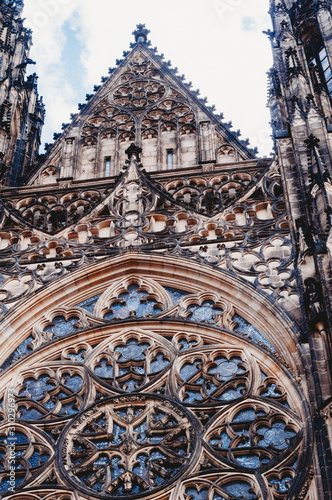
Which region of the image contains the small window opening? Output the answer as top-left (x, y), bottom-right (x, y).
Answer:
top-left (167, 150), bottom-right (173, 170)
top-left (104, 156), bottom-right (111, 177)
top-left (306, 36), bottom-right (332, 97)
top-left (318, 47), bottom-right (332, 95)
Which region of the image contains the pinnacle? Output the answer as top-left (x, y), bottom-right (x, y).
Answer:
top-left (132, 24), bottom-right (151, 45)
top-left (3, 0), bottom-right (24, 13)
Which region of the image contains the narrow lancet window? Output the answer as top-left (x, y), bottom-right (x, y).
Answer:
top-left (306, 36), bottom-right (332, 97)
top-left (104, 156), bottom-right (111, 177)
top-left (318, 47), bottom-right (332, 95)
top-left (167, 150), bottom-right (173, 170)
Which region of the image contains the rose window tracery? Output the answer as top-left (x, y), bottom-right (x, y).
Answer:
top-left (103, 284), bottom-right (163, 320)
top-left (206, 403), bottom-right (300, 471)
top-left (92, 337), bottom-right (171, 392)
top-left (184, 480), bottom-right (259, 500)
top-left (16, 367), bottom-right (86, 421)
top-left (43, 316), bottom-right (80, 338)
top-left (178, 351), bottom-right (248, 405)
top-left (0, 278), bottom-right (310, 499)
top-left (0, 424), bottom-right (53, 492)
top-left (186, 300), bottom-right (223, 323)
top-left (60, 395), bottom-right (196, 498)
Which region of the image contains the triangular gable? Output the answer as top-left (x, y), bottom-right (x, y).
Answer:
top-left (27, 28), bottom-right (256, 185)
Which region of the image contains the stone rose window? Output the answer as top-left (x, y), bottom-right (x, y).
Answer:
top-left (0, 278), bottom-right (310, 499)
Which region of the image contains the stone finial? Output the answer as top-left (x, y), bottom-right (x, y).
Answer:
top-left (132, 24), bottom-right (150, 44)
top-left (305, 133), bottom-right (320, 150)
top-left (125, 143), bottom-right (142, 161)
top-left (5, 0), bottom-right (24, 13)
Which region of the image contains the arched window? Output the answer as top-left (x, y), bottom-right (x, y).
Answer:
top-left (305, 33), bottom-right (332, 96)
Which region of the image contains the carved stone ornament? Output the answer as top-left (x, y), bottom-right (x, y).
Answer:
top-left (59, 394), bottom-right (197, 498)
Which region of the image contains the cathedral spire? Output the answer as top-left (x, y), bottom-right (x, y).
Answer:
top-left (0, 0), bottom-right (44, 186)
top-left (3, 0), bottom-right (24, 15)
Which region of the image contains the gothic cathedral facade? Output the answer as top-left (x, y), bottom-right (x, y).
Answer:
top-left (0, 0), bottom-right (331, 499)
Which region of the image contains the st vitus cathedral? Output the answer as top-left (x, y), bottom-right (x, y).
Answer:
top-left (0, 0), bottom-right (332, 498)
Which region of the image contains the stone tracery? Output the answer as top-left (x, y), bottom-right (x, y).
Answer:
top-left (0, 281), bottom-right (308, 498)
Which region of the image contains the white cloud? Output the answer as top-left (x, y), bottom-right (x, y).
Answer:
top-left (22, 0), bottom-right (274, 156)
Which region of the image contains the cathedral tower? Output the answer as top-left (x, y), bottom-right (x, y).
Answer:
top-left (0, 0), bottom-right (44, 186)
top-left (0, 2), bottom-right (330, 499)
top-left (268, 2), bottom-right (332, 495)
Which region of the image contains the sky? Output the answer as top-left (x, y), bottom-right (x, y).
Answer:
top-left (22, 0), bottom-right (274, 157)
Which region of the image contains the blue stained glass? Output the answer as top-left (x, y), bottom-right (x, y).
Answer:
top-left (1, 336), bottom-right (34, 371)
top-left (257, 421), bottom-right (296, 450)
top-left (67, 349), bottom-right (87, 362)
top-left (111, 456), bottom-right (124, 482)
top-left (134, 420), bottom-right (149, 443)
top-left (152, 409), bottom-right (177, 427)
top-left (233, 409), bottom-right (256, 423)
top-left (183, 389), bottom-right (203, 403)
top-left (233, 314), bottom-right (275, 352)
top-left (236, 431), bottom-right (251, 448)
top-left (208, 356), bottom-right (245, 380)
top-left (219, 385), bottom-right (246, 401)
top-left (150, 353), bottom-right (169, 373)
top-left (44, 400), bottom-right (56, 410)
top-left (136, 419), bottom-right (163, 444)
top-left (126, 291), bottom-right (141, 309)
top-left (60, 402), bottom-right (80, 416)
top-left (62, 374), bottom-right (83, 392)
top-left (94, 438), bottom-right (110, 449)
top-left (133, 454), bottom-right (148, 481)
top-left (18, 371), bottom-right (83, 420)
top-left (209, 431), bottom-right (232, 449)
top-left (222, 481), bottom-right (257, 498)
top-left (111, 423), bottom-right (126, 445)
top-left (178, 338), bottom-right (198, 350)
top-left (0, 430), bottom-right (50, 491)
top-left (150, 451), bottom-right (165, 460)
top-left (187, 300), bottom-right (223, 323)
top-left (236, 454), bottom-right (262, 468)
top-left (125, 379), bottom-right (138, 392)
top-left (29, 450), bottom-right (50, 468)
top-left (76, 294), bottom-right (102, 313)
top-left (164, 287), bottom-right (190, 304)
top-left (83, 470), bottom-right (104, 492)
top-left (185, 487), bottom-right (209, 500)
top-left (1, 477), bottom-right (24, 492)
top-left (180, 360), bottom-right (201, 381)
top-left (269, 476), bottom-right (293, 493)
top-left (104, 284), bottom-right (163, 320)
top-left (261, 383), bottom-right (282, 398)
top-left (95, 455), bottom-right (108, 465)
top-left (18, 406), bottom-right (44, 420)
top-left (11, 432), bottom-right (29, 444)
top-left (115, 339), bottom-right (149, 361)
top-left (94, 358), bottom-right (113, 379)
top-left (19, 375), bottom-right (56, 400)
top-left (43, 316), bottom-right (79, 338)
